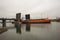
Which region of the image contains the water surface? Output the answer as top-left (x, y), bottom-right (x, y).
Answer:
top-left (0, 22), bottom-right (60, 40)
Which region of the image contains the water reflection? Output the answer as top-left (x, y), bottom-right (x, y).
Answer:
top-left (0, 22), bottom-right (60, 40)
top-left (26, 24), bottom-right (30, 31)
top-left (15, 23), bottom-right (21, 34)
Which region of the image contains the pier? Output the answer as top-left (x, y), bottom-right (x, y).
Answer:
top-left (0, 13), bottom-right (21, 28)
top-left (0, 13), bottom-right (22, 34)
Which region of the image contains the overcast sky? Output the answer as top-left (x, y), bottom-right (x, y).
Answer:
top-left (0, 0), bottom-right (60, 19)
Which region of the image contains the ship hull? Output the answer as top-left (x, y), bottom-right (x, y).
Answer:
top-left (22, 19), bottom-right (51, 24)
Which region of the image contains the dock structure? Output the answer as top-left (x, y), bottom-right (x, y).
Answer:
top-left (15, 13), bottom-right (21, 33)
top-left (0, 18), bottom-right (16, 28)
top-left (0, 13), bottom-right (22, 34)
top-left (2, 19), bottom-right (6, 27)
top-left (15, 13), bottom-right (21, 27)
top-left (0, 13), bottom-right (21, 28)
top-left (0, 28), bottom-right (7, 34)
top-left (25, 14), bottom-right (30, 31)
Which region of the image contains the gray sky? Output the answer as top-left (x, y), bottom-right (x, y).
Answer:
top-left (0, 0), bottom-right (60, 19)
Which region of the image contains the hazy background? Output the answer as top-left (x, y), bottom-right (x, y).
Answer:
top-left (0, 0), bottom-right (60, 19)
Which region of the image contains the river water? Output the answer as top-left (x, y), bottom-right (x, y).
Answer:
top-left (0, 22), bottom-right (60, 40)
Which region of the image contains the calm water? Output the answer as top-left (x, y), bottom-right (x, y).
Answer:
top-left (0, 22), bottom-right (60, 40)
